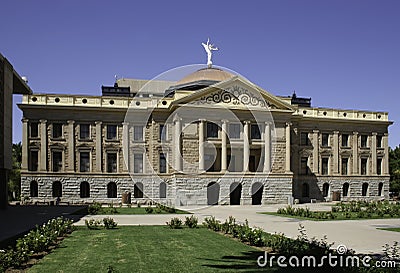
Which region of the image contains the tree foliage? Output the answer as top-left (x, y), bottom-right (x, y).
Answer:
top-left (389, 145), bottom-right (400, 194)
top-left (8, 142), bottom-right (22, 201)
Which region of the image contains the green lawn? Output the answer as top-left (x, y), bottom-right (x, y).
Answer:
top-left (378, 228), bottom-right (400, 232)
top-left (28, 226), bottom-right (285, 273)
top-left (260, 212), bottom-right (400, 221)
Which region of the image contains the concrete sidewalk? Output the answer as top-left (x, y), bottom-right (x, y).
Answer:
top-left (75, 204), bottom-right (400, 255)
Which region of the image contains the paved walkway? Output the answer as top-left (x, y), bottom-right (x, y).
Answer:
top-left (75, 203), bottom-right (400, 255)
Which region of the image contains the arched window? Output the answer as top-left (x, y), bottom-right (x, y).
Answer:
top-left (378, 182), bottom-right (384, 196)
top-left (302, 183), bottom-right (309, 198)
top-left (251, 182), bottom-right (263, 205)
top-left (134, 182), bottom-right (143, 198)
top-left (80, 181), bottom-right (90, 198)
top-left (159, 182), bottom-right (167, 198)
top-left (30, 181), bottom-right (38, 197)
top-left (362, 183), bottom-right (369, 197)
top-left (52, 181), bottom-right (62, 197)
top-left (322, 183), bottom-right (330, 198)
top-left (343, 183), bottom-right (349, 197)
top-left (107, 182), bottom-right (117, 198)
top-left (207, 182), bottom-right (220, 205)
top-left (230, 182), bottom-right (242, 205)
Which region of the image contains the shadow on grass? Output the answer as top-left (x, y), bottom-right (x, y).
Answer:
top-left (200, 250), bottom-right (348, 273)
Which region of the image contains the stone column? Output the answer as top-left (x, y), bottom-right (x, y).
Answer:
top-left (21, 119), bottom-right (29, 170)
top-left (353, 132), bottom-right (358, 174)
top-left (122, 122), bottom-right (129, 172)
top-left (95, 121), bottom-right (102, 172)
top-left (243, 121), bottom-right (250, 172)
top-left (312, 130), bottom-right (319, 174)
top-left (221, 120), bottom-right (228, 172)
top-left (263, 122), bottom-right (271, 173)
top-left (67, 120), bottom-right (75, 172)
top-left (39, 119), bottom-right (47, 171)
top-left (371, 133), bottom-right (377, 175)
top-left (383, 133), bottom-right (389, 175)
top-left (285, 123), bottom-right (291, 173)
top-left (198, 119), bottom-right (205, 172)
top-left (333, 131), bottom-right (339, 174)
top-left (174, 115), bottom-right (182, 172)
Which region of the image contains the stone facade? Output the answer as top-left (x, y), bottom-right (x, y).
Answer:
top-left (18, 69), bottom-right (392, 205)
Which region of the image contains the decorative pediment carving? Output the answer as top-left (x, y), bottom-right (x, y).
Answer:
top-left (192, 85), bottom-right (277, 109)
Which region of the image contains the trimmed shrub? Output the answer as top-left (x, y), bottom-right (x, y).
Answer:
top-left (85, 219), bottom-right (102, 230)
top-left (166, 217), bottom-right (182, 229)
top-left (88, 202), bottom-right (102, 215)
top-left (145, 207), bottom-right (154, 214)
top-left (103, 217), bottom-right (118, 229)
top-left (184, 216), bottom-right (198, 228)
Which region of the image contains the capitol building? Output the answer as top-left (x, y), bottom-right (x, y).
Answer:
top-left (18, 61), bottom-right (392, 205)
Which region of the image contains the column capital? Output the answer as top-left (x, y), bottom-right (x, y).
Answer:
top-left (333, 131), bottom-right (339, 135)
top-left (221, 119), bottom-right (229, 124)
top-left (122, 122), bottom-right (129, 126)
top-left (40, 119), bottom-right (47, 123)
top-left (285, 122), bottom-right (292, 127)
top-left (243, 120), bottom-right (251, 125)
top-left (371, 132), bottom-right (378, 136)
top-left (21, 118), bottom-right (29, 123)
top-left (353, 131), bottom-right (358, 135)
top-left (313, 129), bottom-right (319, 133)
top-left (173, 114), bottom-right (181, 122)
top-left (95, 121), bottom-right (102, 125)
top-left (67, 120), bottom-right (75, 125)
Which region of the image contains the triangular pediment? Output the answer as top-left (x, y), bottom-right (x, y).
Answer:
top-left (171, 76), bottom-right (294, 112)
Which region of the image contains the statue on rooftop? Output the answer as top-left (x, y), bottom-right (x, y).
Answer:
top-left (202, 38), bottom-right (218, 68)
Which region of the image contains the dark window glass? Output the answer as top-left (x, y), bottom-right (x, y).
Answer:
top-left (343, 183), bottom-right (349, 197)
top-left (207, 122), bottom-right (219, 138)
top-left (134, 153), bottom-right (143, 173)
top-left (80, 124), bottom-right (90, 139)
top-left (322, 183), bottom-right (330, 198)
top-left (302, 183), bottom-right (309, 198)
top-left (107, 182), bottom-right (117, 198)
top-left (377, 158), bottom-right (382, 175)
top-left (30, 181), bottom-right (38, 197)
top-left (251, 124), bottom-right (261, 139)
top-left (107, 153), bottom-right (117, 173)
top-left (342, 134), bottom-right (349, 147)
top-left (80, 152), bottom-right (90, 172)
top-left (134, 183), bottom-right (143, 198)
top-left (322, 133), bottom-right (329, 147)
top-left (30, 122), bottom-right (39, 138)
top-left (80, 182), bottom-right (90, 198)
top-left (134, 126), bottom-right (143, 141)
top-left (52, 151), bottom-right (63, 172)
top-left (159, 124), bottom-right (166, 141)
top-left (159, 153), bottom-right (166, 173)
top-left (52, 123), bottom-right (63, 138)
top-left (300, 157), bottom-right (309, 175)
top-left (361, 158), bottom-right (368, 175)
top-left (159, 182), bottom-right (166, 198)
top-left (362, 183), bottom-right (369, 196)
top-left (52, 181), bottom-right (62, 197)
top-left (376, 135), bottom-right (382, 148)
top-left (229, 124), bottom-right (241, 139)
top-left (341, 158), bottom-right (348, 175)
top-left (29, 150), bottom-right (38, 171)
top-left (361, 135), bottom-right (368, 148)
top-left (300, 132), bottom-right (310, 146)
top-left (322, 158), bottom-right (329, 175)
top-left (107, 125), bottom-right (117, 140)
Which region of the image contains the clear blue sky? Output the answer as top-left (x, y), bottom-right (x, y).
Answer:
top-left (1, 0), bottom-right (399, 147)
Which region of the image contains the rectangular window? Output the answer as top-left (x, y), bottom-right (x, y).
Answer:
top-left (300, 132), bottom-right (310, 146)
top-left (80, 124), bottom-right (90, 139)
top-left (80, 152), bottom-right (90, 172)
top-left (207, 122), bottom-right (219, 138)
top-left (300, 157), bottom-right (309, 175)
top-left (322, 133), bottom-right (329, 147)
top-left (361, 135), bottom-right (368, 148)
top-left (377, 158), bottom-right (382, 175)
top-left (361, 158), bottom-right (368, 175)
top-left (229, 124), bottom-right (241, 139)
top-left (228, 155), bottom-right (235, 172)
top-left (52, 123), bottom-right (63, 138)
top-left (107, 153), bottom-right (117, 173)
top-left (159, 153), bottom-right (166, 173)
top-left (107, 125), bottom-right (117, 140)
top-left (52, 151), bottom-right (63, 172)
top-left (29, 150), bottom-right (38, 171)
top-left (134, 153), bottom-right (143, 173)
top-left (204, 154), bottom-right (215, 172)
top-left (341, 134), bottom-right (349, 147)
top-left (376, 135), bottom-right (382, 148)
top-left (341, 158), bottom-right (348, 175)
top-left (134, 126), bottom-right (143, 141)
top-left (251, 124), bottom-right (261, 139)
top-left (159, 124), bottom-right (166, 141)
top-left (30, 122), bottom-right (39, 138)
top-left (321, 158), bottom-right (329, 175)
